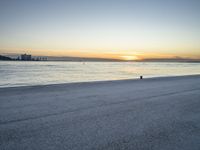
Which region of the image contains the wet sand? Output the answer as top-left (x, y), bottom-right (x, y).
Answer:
top-left (0, 75), bottom-right (200, 150)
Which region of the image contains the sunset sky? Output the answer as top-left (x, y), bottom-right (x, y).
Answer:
top-left (0, 0), bottom-right (200, 60)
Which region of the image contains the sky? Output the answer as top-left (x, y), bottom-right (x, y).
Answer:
top-left (0, 0), bottom-right (200, 60)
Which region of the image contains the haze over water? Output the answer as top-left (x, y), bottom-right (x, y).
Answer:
top-left (1, 61), bottom-right (200, 87)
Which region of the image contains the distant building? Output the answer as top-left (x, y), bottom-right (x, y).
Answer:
top-left (21, 54), bottom-right (31, 61)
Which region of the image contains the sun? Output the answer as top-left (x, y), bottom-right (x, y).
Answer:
top-left (121, 55), bottom-right (138, 61)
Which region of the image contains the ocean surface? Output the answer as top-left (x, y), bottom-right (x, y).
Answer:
top-left (0, 61), bottom-right (200, 87)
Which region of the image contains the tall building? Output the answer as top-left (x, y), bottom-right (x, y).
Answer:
top-left (21, 54), bottom-right (31, 61)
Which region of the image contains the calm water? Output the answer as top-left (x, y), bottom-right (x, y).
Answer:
top-left (0, 61), bottom-right (200, 87)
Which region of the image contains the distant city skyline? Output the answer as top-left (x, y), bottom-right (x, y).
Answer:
top-left (0, 0), bottom-right (200, 60)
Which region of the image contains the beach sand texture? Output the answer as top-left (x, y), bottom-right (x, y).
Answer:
top-left (0, 75), bottom-right (200, 150)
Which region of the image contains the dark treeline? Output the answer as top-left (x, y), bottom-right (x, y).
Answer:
top-left (0, 55), bottom-right (13, 60)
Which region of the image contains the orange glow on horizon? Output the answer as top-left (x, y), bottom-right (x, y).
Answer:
top-left (1, 48), bottom-right (200, 60)
top-left (121, 55), bottom-right (139, 61)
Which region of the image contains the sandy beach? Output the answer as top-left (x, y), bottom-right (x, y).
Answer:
top-left (0, 75), bottom-right (200, 150)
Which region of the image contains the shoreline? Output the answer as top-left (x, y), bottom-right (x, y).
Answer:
top-left (0, 74), bottom-right (200, 90)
